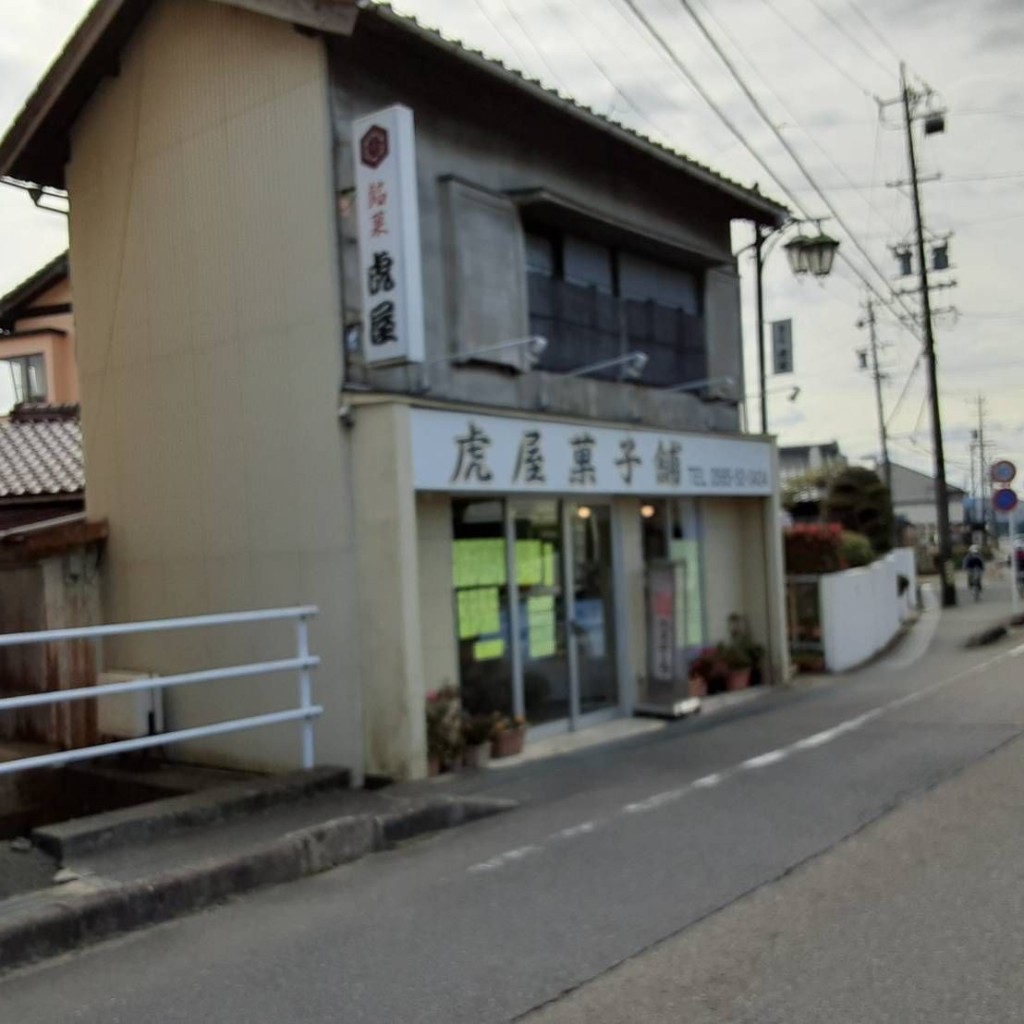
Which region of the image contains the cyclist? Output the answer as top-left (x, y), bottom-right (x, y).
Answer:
top-left (964, 545), bottom-right (985, 599)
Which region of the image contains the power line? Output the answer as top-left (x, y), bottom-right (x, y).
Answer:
top-left (758, 0), bottom-right (877, 100)
top-left (669, 0), bottom-right (924, 338)
top-left (844, 0), bottom-right (902, 64)
top-left (617, 0), bottom-right (798, 205)
top-left (806, 0), bottom-right (892, 78)
top-left (688, 0), bottom-right (898, 236)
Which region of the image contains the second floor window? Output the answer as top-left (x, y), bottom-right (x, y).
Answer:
top-left (0, 353), bottom-right (47, 415)
top-left (526, 232), bottom-right (706, 386)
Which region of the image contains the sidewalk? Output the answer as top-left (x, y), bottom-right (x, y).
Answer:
top-left (0, 767), bottom-right (512, 973)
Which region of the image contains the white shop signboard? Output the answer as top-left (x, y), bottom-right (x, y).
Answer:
top-left (409, 408), bottom-right (774, 496)
top-left (353, 104), bottom-right (425, 366)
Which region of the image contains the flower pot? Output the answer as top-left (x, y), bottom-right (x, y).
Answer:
top-left (726, 667), bottom-right (751, 691)
top-left (491, 726), bottom-right (526, 759)
top-left (463, 742), bottom-right (492, 770)
top-left (688, 675), bottom-right (707, 699)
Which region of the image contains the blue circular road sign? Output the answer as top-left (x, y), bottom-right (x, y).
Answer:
top-left (992, 487), bottom-right (1019, 513)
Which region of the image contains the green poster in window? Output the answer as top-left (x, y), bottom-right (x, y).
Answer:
top-left (527, 594), bottom-right (557, 658)
top-left (542, 544), bottom-right (556, 587)
top-left (481, 538), bottom-right (508, 586)
top-left (516, 540), bottom-right (543, 586)
top-left (473, 638), bottom-right (505, 661)
top-left (476, 586), bottom-right (501, 635)
top-left (671, 539), bottom-right (704, 647)
top-left (457, 588), bottom-right (479, 639)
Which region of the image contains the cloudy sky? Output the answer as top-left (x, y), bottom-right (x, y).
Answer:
top-left (2, 0), bottom-right (1023, 492)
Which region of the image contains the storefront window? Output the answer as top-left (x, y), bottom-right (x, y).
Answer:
top-left (671, 499), bottom-right (706, 651)
top-left (512, 499), bottom-right (569, 724)
top-left (452, 499), bottom-right (513, 718)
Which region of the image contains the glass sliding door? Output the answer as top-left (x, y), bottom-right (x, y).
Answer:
top-left (452, 499), bottom-right (514, 718)
top-left (512, 499), bottom-right (571, 725)
top-left (568, 503), bottom-right (619, 717)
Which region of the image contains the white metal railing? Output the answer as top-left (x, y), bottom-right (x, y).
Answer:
top-left (0, 606), bottom-right (322, 776)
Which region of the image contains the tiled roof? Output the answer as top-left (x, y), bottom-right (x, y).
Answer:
top-left (0, 415), bottom-right (83, 498)
top-left (367, 3), bottom-right (786, 219)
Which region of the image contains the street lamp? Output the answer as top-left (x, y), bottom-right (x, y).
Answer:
top-left (751, 219), bottom-right (839, 434)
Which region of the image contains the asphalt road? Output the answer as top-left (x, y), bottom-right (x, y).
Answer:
top-left (2, 580), bottom-right (1023, 1023)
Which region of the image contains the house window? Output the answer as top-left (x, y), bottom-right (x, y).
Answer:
top-left (0, 354), bottom-right (46, 415)
top-left (525, 231), bottom-right (706, 386)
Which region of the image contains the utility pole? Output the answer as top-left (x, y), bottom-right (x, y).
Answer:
top-left (857, 298), bottom-right (892, 497)
top-left (901, 62), bottom-right (956, 607)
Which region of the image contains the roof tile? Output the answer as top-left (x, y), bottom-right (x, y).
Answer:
top-left (0, 417), bottom-right (83, 498)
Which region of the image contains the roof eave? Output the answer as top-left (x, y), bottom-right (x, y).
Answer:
top-left (0, 0), bottom-right (359, 189)
top-left (366, 4), bottom-right (788, 225)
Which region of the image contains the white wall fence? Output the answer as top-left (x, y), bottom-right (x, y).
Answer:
top-left (818, 549), bottom-right (918, 672)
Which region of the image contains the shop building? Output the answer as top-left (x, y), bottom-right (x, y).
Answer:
top-left (0, 0), bottom-right (788, 780)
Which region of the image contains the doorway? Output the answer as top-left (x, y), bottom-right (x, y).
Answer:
top-left (452, 497), bottom-right (623, 735)
top-left (508, 499), bottom-right (620, 734)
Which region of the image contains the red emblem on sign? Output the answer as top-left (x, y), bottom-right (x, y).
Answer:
top-left (360, 125), bottom-right (389, 169)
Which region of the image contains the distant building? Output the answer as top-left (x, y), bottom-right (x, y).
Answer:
top-left (0, 253), bottom-right (77, 416)
top-left (889, 462), bottom-right (966, 543)
top-left (778, 442), bottom-right (847, 484)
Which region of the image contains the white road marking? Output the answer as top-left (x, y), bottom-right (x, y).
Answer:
top-left (624, 790), bottom-right (686, 814)
top-left (692, 772), bottom-right (725, 788)
top-left (467, 845), bottom-right (541, 873)
top-left (467, 630), bottom-right (1023, 876)
top-left (553, 822), bottom-right (597, 840)
top-left (741, 750), bottom-right (788, 769)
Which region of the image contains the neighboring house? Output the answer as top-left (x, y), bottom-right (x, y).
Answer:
top-left (0, 253), bottom-right (78, 415)
top-left (778, 442), bottom-right (847, 484)
top-left (889, 462), bottom-right (966, 543)
top-left (0, 404), bottom-right (83, 531)
top-left (0, 0), bottom-right (790, 781)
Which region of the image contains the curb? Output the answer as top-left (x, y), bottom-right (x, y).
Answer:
top-left (0, 794), bottom-right (514, 974)
top-left (33, 766), bottom-right (351, 861)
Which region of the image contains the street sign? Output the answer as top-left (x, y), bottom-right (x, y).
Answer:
top-left (990, 460), bottom-right (1017, 484)
top-left (771, 319), bottom-right (793, 374)
top-left (992, 487), bottom-right (1018, 513)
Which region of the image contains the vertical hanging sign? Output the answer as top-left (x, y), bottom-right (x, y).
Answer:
top-left (354, 105), bottom-right (425, 366)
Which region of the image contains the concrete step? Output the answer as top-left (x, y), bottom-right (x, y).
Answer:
top-left (32, 765), bottom-right (351, 860)
top-left (0, 777), bottom-right (515, 974)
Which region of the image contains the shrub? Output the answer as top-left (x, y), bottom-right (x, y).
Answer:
top-left (784, 523), bottom-right (843, 574)
top-left (824, 466), bottom-right (894, 554)
top-left (839, 531), bottom-right (874, 568)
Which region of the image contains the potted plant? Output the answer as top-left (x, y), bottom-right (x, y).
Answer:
top-left (425, 686), bottom-right (463, 774)
top-left (490, 713), bottom-right (527, 759)
top-left (462, 714), bottom-right (495, 769)
top-left (690, 647), bottom-right (729, 695)
top-left (719, 642), bottom-right (753, 690)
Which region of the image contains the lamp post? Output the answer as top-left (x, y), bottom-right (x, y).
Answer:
top-left (751, 221), bottom-right (839, 434)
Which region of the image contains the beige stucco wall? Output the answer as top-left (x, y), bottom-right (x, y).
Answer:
top-left (65, 0), bottom-right (358, 773)
top-left (417, 493), bottom-right (458, 700)
top-left (350, 402), bottom-right (425, 780)
top-left (702, 493), bottom-right (787, 683)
